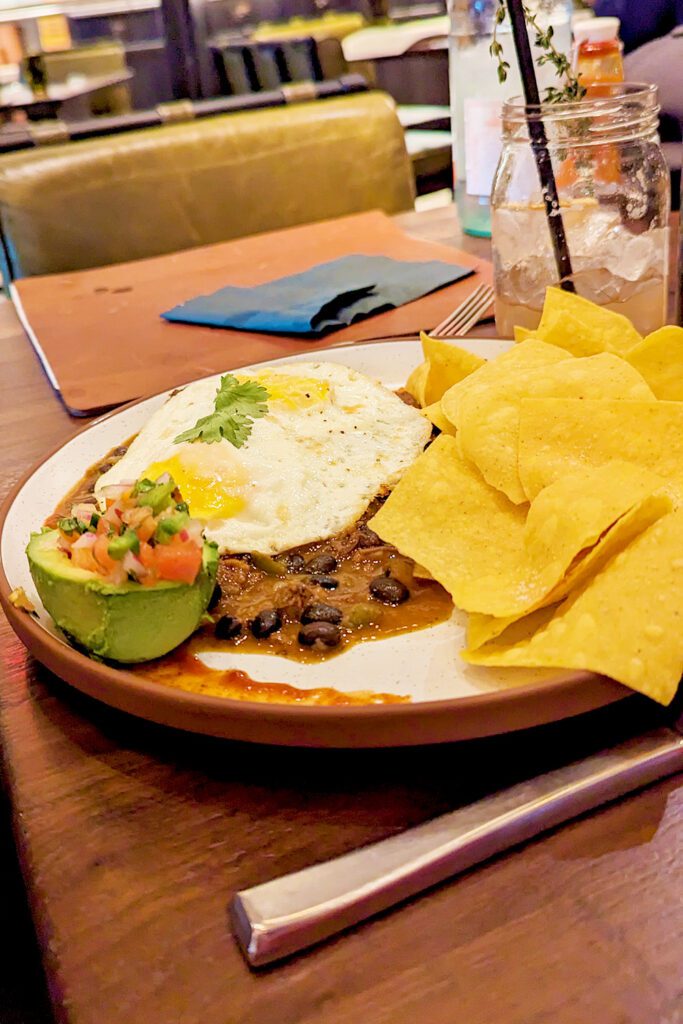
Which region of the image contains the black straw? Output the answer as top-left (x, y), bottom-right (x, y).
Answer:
top-left (506, 0), bottom-right (575, 292)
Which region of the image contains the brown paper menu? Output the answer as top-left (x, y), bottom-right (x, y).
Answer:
top-left (11, 210), bottom-right (492, 416)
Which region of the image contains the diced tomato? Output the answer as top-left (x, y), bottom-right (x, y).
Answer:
top-left (93, 535), bottom-right (117, 574)
top-left (101, 506), bottom-right (121, 535)
top-left (138, 541), bottom-right (154, 567)
top-left (60, 476), bottom-right (204, 586)
top-left (153, 537), bottom-right (202, 584)
top-left (72, 547), bottom-right (100, 574)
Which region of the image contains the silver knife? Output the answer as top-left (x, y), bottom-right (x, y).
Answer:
top-left (231, 713), bottom-right (683, 967)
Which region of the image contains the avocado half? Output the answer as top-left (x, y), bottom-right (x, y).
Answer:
top-left (27, 529), bottom-right (218, 663)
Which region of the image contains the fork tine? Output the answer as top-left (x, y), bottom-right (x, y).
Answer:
top-left (457, 288), bottom-right (495, 335)
top-left (432, 284), bottom-right (494, 339)
top-left (431, 284), bottom-right (485, 335)
top-left (447, 291), bottom-right (494, 337)
top-left (445, 284), bottom-right (493, 335)
top-left (439, 283), bottom-right (488, 333)
top-left (455, 286), bottom-right (494, 328)
top-left (431, 283), bottom-right (488, 336)
top-left (445, 289), bottom-right (492, 336)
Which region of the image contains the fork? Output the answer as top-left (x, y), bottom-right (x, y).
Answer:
top-left (430, 282), bottom-right (495, 338)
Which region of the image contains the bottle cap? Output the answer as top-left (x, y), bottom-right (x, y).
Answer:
top-left (573, 16), bottom-right (621, 45)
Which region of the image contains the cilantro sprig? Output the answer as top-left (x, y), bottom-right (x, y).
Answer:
top-left (174, 374), bottom-right (269, 447)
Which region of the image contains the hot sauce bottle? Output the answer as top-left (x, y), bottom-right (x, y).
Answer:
top-left (556, 16), bottom-right (624, 188)
top-left (573, 16), bottom-right (624, 94)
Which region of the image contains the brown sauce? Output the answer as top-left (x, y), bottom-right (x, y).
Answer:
top-left (47, 415), bottom-right (453, 705)
top-left (45, 437), bottom-right (137, 527)
top-left (200, 503), bottom-right (452, 663)
top-left (136, 638), bottom-right (410, 705)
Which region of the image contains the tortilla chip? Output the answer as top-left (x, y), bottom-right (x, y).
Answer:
top-left (466, 485), bottom-right (672, 648)
top-left (420, 332), bottom-right (486, 406)
top-left (369, 438), bottom-right (670, 622)
top-left (405, 361), bottom-right (428, 407)
top-left (534, 287), bottom-right (642, 357)
top-left (421, 400), bottom-right (456, 435)
top-left (440, 337), bottom-right (572, 434)
top-left (514, 326), bottom-right (537, 343)
top-left (519, 398), bottom-right (683, 504)
top-left (625, 326), bottom-right (683, 400)
top-left (457, 353), bottom-right (655, 503)
top-left (467, 460), bottom-right (670, 619)
top-left (467, 604), bottom-right (558, 651)
top-left (464, 509), bottom-right (683, 705)
top-left (368, 435), bottom-right (528, 613)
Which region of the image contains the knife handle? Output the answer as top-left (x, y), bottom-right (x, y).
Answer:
top-left (231, 728), bottom-right (683, 967)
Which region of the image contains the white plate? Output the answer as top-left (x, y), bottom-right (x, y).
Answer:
top-left (0, 340), bottom-right (625, 746)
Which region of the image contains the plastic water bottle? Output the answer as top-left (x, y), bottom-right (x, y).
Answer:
top-left (448, 0), bottom-right (573, 237)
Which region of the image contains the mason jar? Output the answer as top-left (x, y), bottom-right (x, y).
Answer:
top-left (491, 83), bottom-right (670, 336)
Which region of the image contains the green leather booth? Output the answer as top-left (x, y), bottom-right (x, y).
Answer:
top-left (0, 91), bottom-right (414, 281)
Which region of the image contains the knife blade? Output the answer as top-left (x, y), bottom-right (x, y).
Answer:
top-left (231, 716), bottom-right (683, 967)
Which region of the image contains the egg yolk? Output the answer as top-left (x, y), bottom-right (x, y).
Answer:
top-left (144, 453), bottom-right (246, 520)
top-left (238, 372), bottom-right (329, 409)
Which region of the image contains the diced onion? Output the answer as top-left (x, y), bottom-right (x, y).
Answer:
top-left (155, 472), bottom-right (171, 484)
top-left (73, 503), bottom-right (98, 524)
top-left (184, 520), bottom-right (204, 545)
top-left (72, 531), bottom-right (97, 550)
top-left (122, 551), bottom-right (147, 578)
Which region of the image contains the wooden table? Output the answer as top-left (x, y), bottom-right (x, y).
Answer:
top-left (1, 207), bottom-right (682, 1024)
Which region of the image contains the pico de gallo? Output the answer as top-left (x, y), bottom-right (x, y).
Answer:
top-left (56, 474), bottom-right (206, 587)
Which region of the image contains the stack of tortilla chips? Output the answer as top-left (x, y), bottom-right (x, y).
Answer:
top-left (370, 288), bottom-right (683, 705)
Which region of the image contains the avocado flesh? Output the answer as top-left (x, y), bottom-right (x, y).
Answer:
top-left (27, 530), bottom-right (218, 663)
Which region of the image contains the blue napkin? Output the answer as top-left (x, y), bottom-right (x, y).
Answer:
top-left (161, 254), bottom-right (473, 337)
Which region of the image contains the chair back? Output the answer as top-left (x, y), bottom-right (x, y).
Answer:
top-left (36, 41), bottom-right (131, 115)
top-left (0, 91), bottom-right (414, 280)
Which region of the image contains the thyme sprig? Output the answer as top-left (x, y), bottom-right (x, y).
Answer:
top-left (490, 1), bottom-right (586, 104)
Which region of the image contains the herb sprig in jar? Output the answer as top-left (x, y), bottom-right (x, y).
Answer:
top-left (490, 1), bottom-right (586, 103)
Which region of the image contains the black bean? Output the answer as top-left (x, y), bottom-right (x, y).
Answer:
top-left (208, 583), bottom-right (222, 611)
top-left (285, 552), bottom-right (306, 573)
top-left (215, 614), bottom-right (242, 639)
top-left (369, 575), bottom-right (409, 605)
top-left (357, 525), bottom-right (382, 548)
top-left (301, 602), bottom-right (343, 625)
top-left (306, 553), bottom-right (338, 574)
top-left (310, 574), bottom-right (339, 590)
top-left (298, 622), bottom-right (342, 648)
top-left (250, 609), bottom-right (282, 638)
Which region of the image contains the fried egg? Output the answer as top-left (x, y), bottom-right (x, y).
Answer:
top-left (95, 362), bottom-right (431, 555)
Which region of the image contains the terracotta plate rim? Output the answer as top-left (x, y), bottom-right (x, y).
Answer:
top-left (0, 338), bottom-right (627, 747)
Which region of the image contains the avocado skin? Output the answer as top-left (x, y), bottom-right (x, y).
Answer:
top-left (27, 530), bottom-right (218, 663)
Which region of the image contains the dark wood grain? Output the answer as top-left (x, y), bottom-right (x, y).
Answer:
top-left (0, 208), bottom-right (682, 1024)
